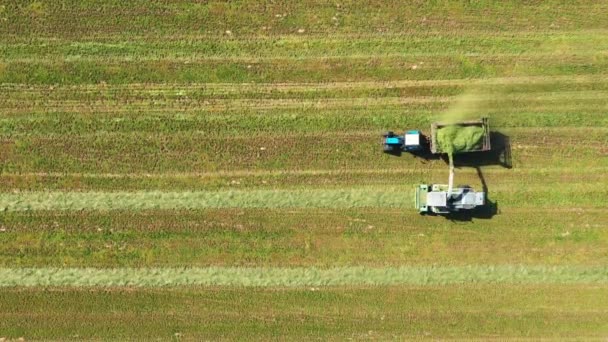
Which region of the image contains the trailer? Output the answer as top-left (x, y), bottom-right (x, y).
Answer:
top-left (429, 118), bottom-right (491, 154)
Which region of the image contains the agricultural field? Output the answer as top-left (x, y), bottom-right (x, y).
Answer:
top-left (1, 0), bottom-right (608, 339)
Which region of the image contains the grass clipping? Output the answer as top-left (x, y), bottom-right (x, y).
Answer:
top-left (436, 125), bottom-right (485, 155)
top-left (2, 266), bottom-right (608, 287)
top-left (0, 189), bottom-right (409, 211)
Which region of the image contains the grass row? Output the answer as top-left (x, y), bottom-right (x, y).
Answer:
top-left (5, 74), bottom-right (606, 93)
top-left (5, 77), bottom-right (608, 102)
top-left (2, 285), bottom-right (608, 339)
top-left (4, 90), bottom-right (608, 110)
top-left (1, 208), bottom-right (606, 267)
top-left (1, 167), bottom-right (606, 191)
top-left (2, 109), bottom-right (608, 137)
top-left (3, 266), bottom-right (608, 287)
top-left (2, 54), bottom-right (607, 84)
top-left (3, 33), bottom-right (608, 60)
top-left (1, 183), bottom-right (607, 211)
top-left (0, 188), bottom-right (409, 211)
top-left (1, 128), bottom-right (606, 173)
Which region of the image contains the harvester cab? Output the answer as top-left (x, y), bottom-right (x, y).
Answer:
top-left (382, 130), bottom-right (423, 153)
top-left (416, 184), bottom-right (485, 215)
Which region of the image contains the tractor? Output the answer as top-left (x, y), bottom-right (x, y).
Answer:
top-left (382, 130), bottom-right (424, 153)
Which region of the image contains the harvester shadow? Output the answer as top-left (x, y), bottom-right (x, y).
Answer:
top-left (438, 132), bottom-right (510, 221)
top-left (444, 166), bottom-right (499, 221)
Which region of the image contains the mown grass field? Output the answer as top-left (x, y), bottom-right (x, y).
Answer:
top-left (1, 0), bottom-right (608, 339)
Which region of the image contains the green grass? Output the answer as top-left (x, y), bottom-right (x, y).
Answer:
top-left (2, 285), bottom-right (608, 340)
top-left (1, 166), bottom-right (607, 191)
top-left (4, 34), bottom-right (608, 60)
top-left (2, 54), bottom-right (608, 84)
top-left (3, 0), bottom-right (608, 38)
top-left (0, 208), bottom-right (606, 267)
top-left (1, 128), bottom-right (606, 174)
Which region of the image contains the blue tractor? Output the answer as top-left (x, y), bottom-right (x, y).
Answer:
top-left (382, 130), bottom-right (424, 153)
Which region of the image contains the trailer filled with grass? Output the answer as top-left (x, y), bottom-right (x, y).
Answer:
top-left (431, 118), bottom-right (491, 154)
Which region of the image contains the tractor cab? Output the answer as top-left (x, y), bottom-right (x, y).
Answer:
top-left (382, 130), bottom-right (423, 153)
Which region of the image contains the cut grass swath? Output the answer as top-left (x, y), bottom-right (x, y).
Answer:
top-left (1, 185), bottom-right (608, 211)
top-left (1, 266), bottom-right (608, 287)
top-left (0, 189), bottom-right (406, 211)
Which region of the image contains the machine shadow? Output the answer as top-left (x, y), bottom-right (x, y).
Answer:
top-left (442, 131), bottom-right (511, 221)
top-left (407, 132), bottom-right (511, 169)
top-left (447, 132), bottom-right (512, 169)
top-left (443, 166), bottom-right (499, 221)
top-left (436, 131), bottom-right (510, 221)
top-left (407, 135), bottom-right (440, 160)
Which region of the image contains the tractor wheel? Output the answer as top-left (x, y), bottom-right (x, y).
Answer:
top-left (382, 131), bottom-right (394, 138)
top-left (383, 145), bottom-right (393, 152)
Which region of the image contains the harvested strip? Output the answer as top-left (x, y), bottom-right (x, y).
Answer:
top-left (1, 207), bottom-right (607, 267)
top-left (2, 54), bottom-right (607, 85)
top-left (2, 285), bottom-right (608, 340)
top-left (4, 92), bottom-right (608, 115)
top-left (2, 74), bottom-right (607, 92)
top-left (3, 1), bottom-right (608, 38)
top-left (3, 34), bottom-right (608, 61)
top-left (1, 266), bottom-right (608, 287)
top-left (2, 166), bottom-right (606, 179)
